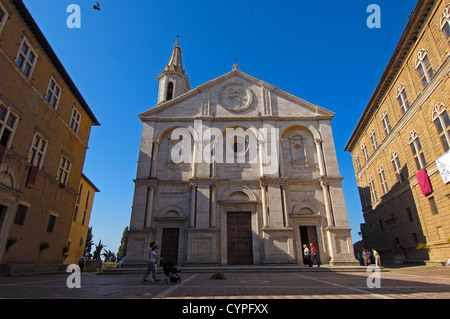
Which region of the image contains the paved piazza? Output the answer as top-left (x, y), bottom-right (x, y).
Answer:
top-left (0, 265), bottom-right (448, 299)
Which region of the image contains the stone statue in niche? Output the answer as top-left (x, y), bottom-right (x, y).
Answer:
top-left (288, 133), bottom-right (308, 166)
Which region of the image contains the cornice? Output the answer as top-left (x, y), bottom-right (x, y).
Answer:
top-left (345, 0), bottom-right (437, 152)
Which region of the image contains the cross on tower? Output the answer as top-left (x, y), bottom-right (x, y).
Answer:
top-left (175, 34), bottom-right (181, 45)
top-left (232, 57), bottom-right (240, 70)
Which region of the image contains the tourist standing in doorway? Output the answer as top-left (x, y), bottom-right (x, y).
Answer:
top-left (309, 243), bottom-right (321, 267)
top-left (303, 244), bottom-right (310, 266)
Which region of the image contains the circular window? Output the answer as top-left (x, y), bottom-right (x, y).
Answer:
top-left (232, 141), bottom-right (248, 155)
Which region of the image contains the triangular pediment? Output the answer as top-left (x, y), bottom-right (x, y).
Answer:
top-left (139, 69), bottom-right (334, 120)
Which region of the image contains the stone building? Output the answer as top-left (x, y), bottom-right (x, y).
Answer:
top-left (0, 0), bottom-right (99, 267)
top-left (127, 41), bottom-right (357, 266)
top-left (345, 0), bottom-right (450, 264)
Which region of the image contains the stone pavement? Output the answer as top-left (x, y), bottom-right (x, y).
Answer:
top-left (0, 264), bottom-right (448, 299)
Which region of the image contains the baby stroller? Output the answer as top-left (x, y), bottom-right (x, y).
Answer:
top-left (162, 260), bottom-right (181, 284)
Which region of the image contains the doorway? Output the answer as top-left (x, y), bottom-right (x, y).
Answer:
top-left (227, 212), bottom-right (253, 265)
top-left (299, 226), bottom-right (319, 264)
top-left (160, 228), bottom-right (179, 266)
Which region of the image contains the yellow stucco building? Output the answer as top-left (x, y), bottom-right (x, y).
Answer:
top-left (345, 0), bottom-right (450, 264)
top-left (0, 0), bottom-right (100, 269)
top-left (66, 174), bottom-right (99, 265)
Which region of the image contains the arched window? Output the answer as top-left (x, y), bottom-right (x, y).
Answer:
top-left (409, 130), bottom-right (426, 171)
top-left (431, 102), bottom-right (450, 152)
top-left (355, 153), bottom-right (361, 171)
top-left (381, 109), bottom-right (391, 136)
top-left (362, 142), bottom-right (369, 161)
top-left (370, 128), bottom-right (378, 151)
top-left (391, 150), bottom-right (405, 183)
top-left (440, 4), bottom-right (450, 40)
top-left (378, 165), bottom-right (388, 195)
top-left (396, 83), bottom-right (410, 114)
top-left (415, 49), bottom-right (434, 87)
top-left (166, 82), bottom-right (174, 101)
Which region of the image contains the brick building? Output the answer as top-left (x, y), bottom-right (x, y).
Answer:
top-left (0, 0), bottom-right (100, 267)
top-left (345, 0), bottom-right (450, 264)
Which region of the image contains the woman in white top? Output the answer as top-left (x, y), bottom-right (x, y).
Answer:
top-left (373, 249), bottom-right (381, 267)
top-left (303, 244), bottom-right (310, 266)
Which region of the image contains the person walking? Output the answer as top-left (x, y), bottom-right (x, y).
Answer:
top-left (78, 255), bottom-right (86, 273)
top-left (303, 244), bottom-right (310, 266)
top-left (309, 243), bottom-right (320, 267)
top-left (142, 244), bottom-right (163, 283)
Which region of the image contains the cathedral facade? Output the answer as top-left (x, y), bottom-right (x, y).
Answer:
top-left (126, 43), bottom-right (357, 266)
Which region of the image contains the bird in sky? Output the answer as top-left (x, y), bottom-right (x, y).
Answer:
top-left (93, 2), bottom-right (100, 10)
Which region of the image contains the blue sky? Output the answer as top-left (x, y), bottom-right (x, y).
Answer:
top-left (22, 1), bottom-right (417, 254)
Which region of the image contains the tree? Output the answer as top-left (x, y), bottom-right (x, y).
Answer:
top-left (84, 226), bottom-right (94, 258)
top-left (93, 240), bottom-right (106, 261)
top-left (117, 226), bottom-right (128, 261)
top-left (102, 250), bottom-right (117, 262)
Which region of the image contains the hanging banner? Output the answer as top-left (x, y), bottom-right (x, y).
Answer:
top-left (415, 168), bottom-right (432, 195)
top-left (436, 151), bottom-right (450, 184)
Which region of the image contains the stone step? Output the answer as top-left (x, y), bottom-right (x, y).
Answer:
top-left (100, 264), bottom-right (389, 275)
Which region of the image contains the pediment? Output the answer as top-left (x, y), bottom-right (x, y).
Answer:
top-left (139, 69), bottom-right (334, 120)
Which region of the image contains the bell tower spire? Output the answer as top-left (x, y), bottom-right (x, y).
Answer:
top-left (157, 35), bottom-right (190, 104)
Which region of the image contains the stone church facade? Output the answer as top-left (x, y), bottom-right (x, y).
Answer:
top-left (126, 42), bottom-right (357, 266)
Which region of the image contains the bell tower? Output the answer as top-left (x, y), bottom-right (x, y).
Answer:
top-left (157, 37), bottom-right (190, 104)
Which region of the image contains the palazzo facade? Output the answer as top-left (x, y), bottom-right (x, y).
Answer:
top-left (126, 42), bottom-right (357, 266)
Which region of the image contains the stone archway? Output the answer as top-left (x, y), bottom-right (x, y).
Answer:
top-left (0, 163), bottom-right (22, 264)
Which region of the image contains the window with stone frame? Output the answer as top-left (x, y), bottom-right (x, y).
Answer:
top-left (440, 4), bottom-right (450, 43)
top-left (47, 214), bottom-right (57, 233)
top-left (381, 109), bottom-right (392, 136)
top-left (368, 175), bottom-right (378, 203)
top-left (45, 77), bottom-right (62, 110)
top-left (362, 142), bottom-right (369, 162)
top-left (415, 49), bottom-right (434, 88)
top-left (408, 130), bottom-right (426, 171)
top-left (57, 155), bottom-right (72, 185)
top-left (0, 2), bottom-right (8, 36)
top-left (396, 83), bottom-right (411, 114)
top-left (378, 164), bottom-right (389, 195)
top-left (354, 153), bottom-right (362, 171)
top-left (29, 132), bottom-right (48, 169)
top-left (391, 150), bottom-right (405, 183)
top-left (0, 103), bottom-right (18, 148)
top-left (370, 128), bottom-right (378, 151)
top-left (14, 204), bottom-right (28, 226)
top-left (70, 106), bottom-right (81, 134)
top-left (431, 102), bottom-right (450, 152)
top-left (16, 38), bottom-right (38, 78)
